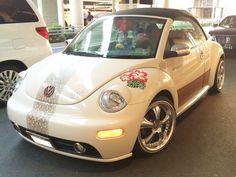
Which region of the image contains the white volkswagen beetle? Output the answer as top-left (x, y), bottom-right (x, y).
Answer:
top-left (7, 8), bottom-right (225, 162)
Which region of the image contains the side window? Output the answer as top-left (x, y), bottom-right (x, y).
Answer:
top-left (220, 16), bottom-right (236, 28)
top-left (165, 18), bottom-right (206, 53)
top-left (189, 20), bottom-right (206, 45)
top-left (0, 0), bottom-right (38, 24)
top-left (74, 22), bottom-right (104, 52)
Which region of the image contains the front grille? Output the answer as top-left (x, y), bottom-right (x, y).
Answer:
top-left (11, 122), bottom-right (102, 159)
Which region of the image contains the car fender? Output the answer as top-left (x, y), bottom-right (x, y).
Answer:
top-left (208, 41), bottom-right (224, 87)
top-left (100, 67), bottom-right (178, 110)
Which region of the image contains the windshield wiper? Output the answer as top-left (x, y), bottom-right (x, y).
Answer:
top-left (107, 55), bottom-right (148, 59)
top-left (64, 51), bottom-right (103, 57)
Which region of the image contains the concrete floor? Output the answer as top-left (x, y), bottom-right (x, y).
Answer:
top-left (0, 55), bottom-right (236, 177)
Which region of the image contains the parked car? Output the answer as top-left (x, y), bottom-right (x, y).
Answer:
top-left (7, 8), bottom-right (224, 162)
top-left (0, 0), bottom-right (52, 105)
top-left (209, 15), bottom-right (236, 51)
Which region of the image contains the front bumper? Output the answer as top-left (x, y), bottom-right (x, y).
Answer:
top-left (12, 123), bottom-right (132, 162)
top-left (7, 91), bottom-right (149, 162)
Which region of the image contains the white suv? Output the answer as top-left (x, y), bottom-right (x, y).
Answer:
top-left (0, 0), bottom-right (52, 104)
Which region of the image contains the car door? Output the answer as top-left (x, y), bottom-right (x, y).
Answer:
top-left (163, 18), bottom-right (206, 107)
top-left (187, 19), bottom-right (211, 87)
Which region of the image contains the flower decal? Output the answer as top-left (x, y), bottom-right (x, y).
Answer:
top-left (120, 69), bottom-right (148, 89)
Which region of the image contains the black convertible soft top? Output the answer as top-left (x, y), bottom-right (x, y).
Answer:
top-left (113, 8), bottom-right (198, 22)
top-left (112, 8), bottom-right (207, 38)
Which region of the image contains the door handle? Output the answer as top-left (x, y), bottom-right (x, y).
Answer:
top-left (173, 65), bottom-right (182, 71)
top-left (199, 49), bottom-right (204, 59)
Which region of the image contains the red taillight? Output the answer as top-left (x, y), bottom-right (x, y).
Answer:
top-left (35, 27), bottom-right (49, 40)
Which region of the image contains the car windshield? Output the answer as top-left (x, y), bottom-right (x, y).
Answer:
top-left (219, 16), bottom-right (236, 28)
top-left (64, 16), bottom-right (166, 59)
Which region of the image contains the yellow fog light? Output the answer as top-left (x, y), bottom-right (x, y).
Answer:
top-left (97, 129), bottom-right (124, 139)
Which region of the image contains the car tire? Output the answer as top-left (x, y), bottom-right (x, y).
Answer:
top-left (0, 64), bottom-right (24, 105)
top-left (134, 96), bottom-right (176, 155)
top-left (209, 58), bottom-right (225, 94)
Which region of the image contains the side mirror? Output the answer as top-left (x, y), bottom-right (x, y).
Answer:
top-left (65, 38), bottom-right (73, 45)
top-left (64, 40), bottom-right (75, 53)
top-left (213, 23), bottom-right (218, 27)
top-left (164, 44), bottom-right (190, 58)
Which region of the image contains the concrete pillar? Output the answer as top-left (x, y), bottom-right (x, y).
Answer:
top-left (37, 0), bottom-right (43, 16)
top-left (57, 0), bottom-right (65, 27)
top-left (211, 0), bottom-right (218, 24)
top-left (153, 0), bottom-right (169, 8)
top-left (152, 0), bottom-right (158, 8)
top-left (112, 0), bottom-right (116, 12)
top-left (163, 0), bottom-right (169, 8)
top-left (129, 0), bottom-right (133, 9)
top-left (69, 0), bottom-right (84, 30)
top-left (115, 0), bottom-right (120, 11)
top-left (42, 0), bottom-right (58, 26)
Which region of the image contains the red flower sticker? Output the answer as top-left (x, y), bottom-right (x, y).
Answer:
top-left (120, 69), bottom-right (148, 89)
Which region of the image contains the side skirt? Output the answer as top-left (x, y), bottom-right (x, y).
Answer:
top-left (176, 85), bottom-right (210, 117)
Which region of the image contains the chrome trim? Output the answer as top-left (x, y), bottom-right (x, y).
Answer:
top-left (0, 70), bottom-right (19, 101)
top-left (138, 99), bottom-right (176, 153)
top-left (177, 85), bottom-right (210, 116)
top-left (74, 143), bottom-right (86, 154)
top-left (216, 60), bottom-right (225, 90)
top-left (99, 90), bottom-right (127, 113)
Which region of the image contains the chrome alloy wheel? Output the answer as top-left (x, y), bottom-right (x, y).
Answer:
top-left (216, 59), bottom-right (225, 90)
top-left (138, 99), bottom-right (176, 153)
top-left (0, 70), bottom-right (19, 102)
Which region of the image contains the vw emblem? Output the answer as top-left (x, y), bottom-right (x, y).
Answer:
top-left (43, 86), bottom-right (55, 97)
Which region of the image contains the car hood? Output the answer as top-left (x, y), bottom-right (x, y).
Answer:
top-left (209, 26), bottom-right (236, 35)
top-left (24, 53), bottom-right (155, 105)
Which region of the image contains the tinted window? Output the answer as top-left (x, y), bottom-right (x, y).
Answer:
top-left (219, 16), bottom-right (236, 28)
top-left (0, 0), bottom-right (38, 24)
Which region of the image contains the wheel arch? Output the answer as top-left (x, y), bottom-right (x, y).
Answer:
top-left (0, 60), bottom-right (27, 71)
top-left (154, 90), bottom-right (174, 104)
top-left (0, 60), bottom-right (27, 104)
top-left (134, 89), bottom-right (177, 154)
top-left (151, 88), bottom-right (178, 112)
top-left (209, 53), bottom-right (225, 87)
top-left (208, 42), bottom-right (225, 87)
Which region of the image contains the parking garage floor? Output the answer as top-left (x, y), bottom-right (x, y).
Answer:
top-left (0, 54), bottom-right (236, 177)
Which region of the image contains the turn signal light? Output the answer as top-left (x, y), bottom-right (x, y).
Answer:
top-left (97, 129), bottom-right (124, 139)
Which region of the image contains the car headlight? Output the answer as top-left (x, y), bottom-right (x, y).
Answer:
top-left (14, 70), bottom-right (27, 92)
top-left (99, 90), bottom-right (127, 113)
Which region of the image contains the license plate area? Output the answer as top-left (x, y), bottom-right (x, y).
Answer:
top-left (27, 131), bottom-right (54, 149)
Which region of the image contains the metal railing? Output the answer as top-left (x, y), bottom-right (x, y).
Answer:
top-left (48, 26), bottom-right (83, 43)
